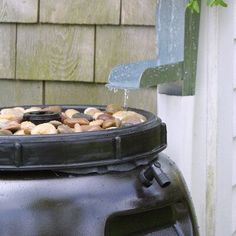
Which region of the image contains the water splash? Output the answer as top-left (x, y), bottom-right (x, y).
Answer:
top-left (106, 84), bottom-right (130, 109)
top-left (123, 89), bottom-right (129, 109)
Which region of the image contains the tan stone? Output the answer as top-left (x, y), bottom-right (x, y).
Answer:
top-left (24, 107), bottom-right (42, 113)
top-left (88, 125), bottom-right (103, 132)
top-left (20, 121), bottom-right (36, 134)
top-left (89, 119), bottom-right (103, 127)
top-left (0, 129), bottom-right (12, 135)
top-left (0, 108), bottom-right (24, 120)
top-left (57, 124), bottom-right (74, 134)
top-left (102, 119), bottom-right (116, 129)
top-left (40, 0), bottom-right (120, 25)
top-left (16, 25), bottom-right (94, 82)
top-left (31, 123), bottom-right (58, 135)
top-left (0, 0), bottom-right (38, 23)
top-left (84, 107), bottom-right (102, 117)
top-left (74, 123), bottom-right (83, 132)
top-left (14, 130), bottom-right (26, 135)
top-left (65, 109), bottom-right (80, 118)
top-left (113, 111), bottom-right (146, 122)
top-left (49, 120), bottom-right (62, 127)
top-left (122, 0), bottom-right (156, 26)
top-left (96, 26), bottom-right (156, 83)
top-left (3, 121), bottom-right (21, 132)
top-left (97, 113), bottom-right (114, 121)
top-left (42, 106), bottom-right (62, 113)
top-left (93, 112), bottom-right (105, 120)
top-left (106, 104), bottom-right (123, 114)
top-left (64, 118), bottom-right (89, 128)
top-left (0, 119), bottom-right (9, 129)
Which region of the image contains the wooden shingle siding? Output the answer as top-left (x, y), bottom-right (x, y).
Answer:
top-left (0, 0), bottom-right (38, 23)
top-left (121, 0), bottom-right (156, 26)
top-left (0, 0), bottom-right (157, 112)
top-left (40, 0), bottom-right (120, 25)
top-left (0, 24), bottom-right (15, 79)
top-left (45, 81), bottom-right (157, 113)
top-left (0, 79), bottom-right (42, 106)
top-left (95, 26), bottom-right (156, 83)
top-left (16, 25), bottom-right (94, 82)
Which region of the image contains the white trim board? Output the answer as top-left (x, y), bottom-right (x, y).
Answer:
top-left (157, 2), bottom-right (234, 235)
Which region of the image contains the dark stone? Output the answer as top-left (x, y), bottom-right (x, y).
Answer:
top-left (72, 113), bottom-right (93, 121)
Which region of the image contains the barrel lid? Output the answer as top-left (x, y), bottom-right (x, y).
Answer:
top-left (0, 105), bottom-right (167, 173)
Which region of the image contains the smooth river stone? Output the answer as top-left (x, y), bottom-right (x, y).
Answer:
top-left (24, 107), bottom-right (42, 113)
top-left (87, 125), bottom-right (103, 132)
top-left (84, 107), bottom-right (101, 117)
top-left (14, 130), bottom-right (26, 135)
top-left (97, 113), bottom-right (114, 121)
top-left (102, 119), bottom-right (116, 129)
top-left (0, 108), bottom-right (24, 121)
top-left (3, 121), bottom-right (21, 132)
top-left (42, 106), bottom-right (62, 113)
top-left (57, 124), bottom-right (74, 134)
top-left (0, 129), bottom-right (12, 135)
top-left (64, 118), bottom-right (89, 128)
top-left (113, 111), bottom-right (146, 122)
top-left (106, 104), bottom-right (123, 114)
top-left (20, 121), bottom-right (36, 134)
top-left (93, 112), bottom-right (105, 120)
top-left (49, 120), bottom-right (62, 127)
top-left (31, 123), bottom-right (58, 135)
top-left (89, 119), bottom-right (103, 127)
top-left (72, 113), bottom-right (93, 121)
top-left (65, 109), bottom-right (80, 118)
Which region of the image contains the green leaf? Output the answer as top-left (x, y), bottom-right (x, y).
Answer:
top-left (207, 0), bottom-right (228, 7)
top-left (187, 0), bottom-right (199, 13)
top-left (218, 0), bottom-right (228, 7)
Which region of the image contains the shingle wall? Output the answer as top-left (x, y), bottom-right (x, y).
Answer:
top-left (0, 0), bottom-right (157, 112)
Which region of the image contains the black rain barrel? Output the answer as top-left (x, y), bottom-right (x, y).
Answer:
top-left (0, 105), bottom-right (199, 236)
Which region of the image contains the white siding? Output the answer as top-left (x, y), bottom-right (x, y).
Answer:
top-left (233, 2), bottom-right (236, 235)
top-left (234, 90), bottom-right (236, 137)
top-left (233, 139), bottom-right (236, 187)
top-left (233, 186), bottom-right (236, 235)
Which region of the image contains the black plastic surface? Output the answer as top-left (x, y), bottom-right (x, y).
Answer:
top-left (23, 111), bottom-right (62, 124)
top-left (0, 105), bottom-right (167, 171)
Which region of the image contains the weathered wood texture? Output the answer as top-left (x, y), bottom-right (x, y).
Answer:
top-left (16, 25), bottom-right (94, 82)
top-left (0, 0), bottom-right (38, 23)
top-left (40, 0), bottom-right (120, 25)
top-left (0, 0), bottom-right (157, 113)
top-left (0, 24), bottom-right (15, 79)
top-left (96, 26), bottom-right (156, 83)
top-left (0, 79), bottom-right (42, 106)
top-left (45, 81), bottom-right (157, 113)
top-left (122, 0), bottom-right (156, 26)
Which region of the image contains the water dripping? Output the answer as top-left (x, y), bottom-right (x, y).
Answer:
top-left (123, 89), bottom-right (129, 109)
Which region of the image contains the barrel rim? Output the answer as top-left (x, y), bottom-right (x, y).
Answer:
top-left (0, 105), bottom-right (167, 172)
